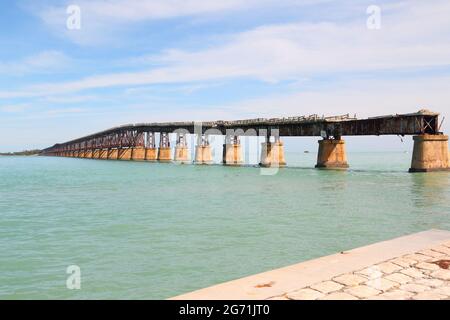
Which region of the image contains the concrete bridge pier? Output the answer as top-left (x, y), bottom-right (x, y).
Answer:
top-left (99, 149), bottom-right (108, 160)
top-left (131, 147), bottom-right (146, 161)
top-left (85, 149), bottom-right (93, 159)
top-left (260, 136), bottom-right (286, 167)
top-left (223, 135), bottom-right (243, 166)
top-left (108, 148), bottom-right (118, 160)
top-left (145, 148), bottom-right (158, 161)
top-left (174, 133), bottom-right (190, 164)
top-left (118, 148), bottom-right (132, 160)
top-left (145, 132), bottom-right (158, 161)
top-left (409, 134), bottom-right (450, 172)
top-left (158, 132), bottom-right (172, 162)
top-left (195, 135), bottom-right (213, 165)
top-left (315, 137), bottom-right (349, 170)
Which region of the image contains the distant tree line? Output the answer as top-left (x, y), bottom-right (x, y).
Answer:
top-left (0, 149), bottom-right (42, 156)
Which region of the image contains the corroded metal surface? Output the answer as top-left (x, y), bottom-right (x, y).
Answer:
top-left (41, 110), bottom-right (441, 155)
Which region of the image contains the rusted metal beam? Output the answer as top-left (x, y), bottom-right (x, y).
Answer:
top-left (41, 110), bottom-right (442, 154)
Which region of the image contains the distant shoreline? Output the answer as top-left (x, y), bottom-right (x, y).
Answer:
top-left (0, 150), bottom-right (41, 156)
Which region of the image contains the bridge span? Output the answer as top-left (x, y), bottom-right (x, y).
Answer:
top-left (41, 109), bottom-right (449, 172)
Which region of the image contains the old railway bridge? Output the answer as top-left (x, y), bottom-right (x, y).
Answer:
top-left (41, 110), bottom-right (450, 172)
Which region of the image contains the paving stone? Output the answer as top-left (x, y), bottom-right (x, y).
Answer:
top-left (267, 295), bottom-right (290, 300)
top-left (430, 269), bottom-right (450, 281)
top-left (404, 253), bottom-right (432, 262)
top-left (414, 278), bottom-right (444, 288)
top-left (384, 272), bottom-right (413, 285)
top-left (310, 281), bottom-right (343, 294)
top-left (319, 292), bottom-right (358, 300)
top-left (412, 291), bottom-right (447, 300)
top-left (368, 290), bottom-right (414, 300)
top-left (375, 262), bottom-right (403, 274)
top-left (365, 278), bottom-right (399, 291)
top-left (422, 269), bottom-right (433, 276)
top-left (286, 288), bottom-right (324, 300)
top-left (415, 262), bottom-right (441, 271)
top-left (344, 285), bottom-right (381, 299)
top-left (390, 257), bottom-right (417, 268)
top-left (430, 245), bottom-right (450, 255)
top-left (400, 268), bottom-right (426, 279)
top-left (333, 273), bottom-right (367, 287)
top-left (263, 241), bottom-right (450, 301)
top-left (399, 283), bottom-right (431, 293)
top-left (417, 249), bottom-right (445, 258)
top-left (432, 286), bottom-right (450, 296)
top-left (356, 267), bottom-right (383, 279)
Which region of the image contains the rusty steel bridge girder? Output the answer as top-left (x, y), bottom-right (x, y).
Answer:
top-left (42, 110), bottom-right (442, 154)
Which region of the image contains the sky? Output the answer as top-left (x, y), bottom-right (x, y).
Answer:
top-left (0, 0), bottom-right (450, 152)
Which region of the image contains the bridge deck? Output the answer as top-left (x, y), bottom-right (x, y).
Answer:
top-left (43, 110), bottom-right (441, 152)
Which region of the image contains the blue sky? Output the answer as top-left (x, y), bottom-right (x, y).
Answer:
top-left (1, 0), bottom-right (450, 152)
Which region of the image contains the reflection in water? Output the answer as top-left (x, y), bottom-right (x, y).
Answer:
top-left (316, 170), bottom-right (349, 210)
top-left (410, 172), bottom-right (450, 209)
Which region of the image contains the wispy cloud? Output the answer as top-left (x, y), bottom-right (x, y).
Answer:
top-left (4, 0), bottom-right (450, 98)
top-left (219, 75), bottom-right (450, 121)
top-left (45, 107), bottom-right (86, 115)
top-left (39, 95), bottom-right (99, 104)
top-left (0, 104), bottom-right (29, 113)
top-left (29, 0), bottom-right (326, 45)
top-left (0, 51), bottom-right (70, 76)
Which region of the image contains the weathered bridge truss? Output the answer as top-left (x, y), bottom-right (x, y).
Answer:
top-left (42, 110), bottom-right (440, 153)
top-left (40, 110), bottom-right (449, 172)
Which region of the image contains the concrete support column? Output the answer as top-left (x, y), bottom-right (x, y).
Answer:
top-left (132, 147), bottom-right (146, 161)
top-left (85, 149), bottom-right (93, 159)
top-left (223, 136), bottom-right (243, 166)
top-left (118, 148), bottom-right (132, 160)
top-left (315, 138), bottom-right (349, 170)
top-left (145, 148), bottom-right (158, 161)
top-left (260, 136), bottom-right (286, 167)
top-left (145, 132), bottom-right (158, 161)
top-left (174, 133), bottom-right (190, 163)
top-left (93, 149), bottom-right (100, 159)
top-left (158, 132), bottom-right (172, 162)
top-left (99, 149), bottom-right (108, 159)
top-left (108, 148), bottom-right (118, 160)
top-left (195, 135), bottom-right (213, 165)
top-left (409, 134), bottom-right (450, 172)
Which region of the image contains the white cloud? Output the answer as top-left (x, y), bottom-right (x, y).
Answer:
top-left (32, 0), bottom-right (325, 45)
top-left (0, 104), bottom-right (29, 113)
top-left (40, 95), bottom-right (99, 104)
top-left (4, 0), bottom-right (450, 99)
top-left (0, 51), bottom-right (70, 76)
top-left (215, 75), bottom-right (450, 132)
top-left (38, 0), bottom-right (322, 22)
top-left (45, 107), bottom-right (85, 115)
top-left (3, 0), bottom-right (448, 122)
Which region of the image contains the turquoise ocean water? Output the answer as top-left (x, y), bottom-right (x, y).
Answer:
top-left (1, 151), bottom-right (449, 299)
